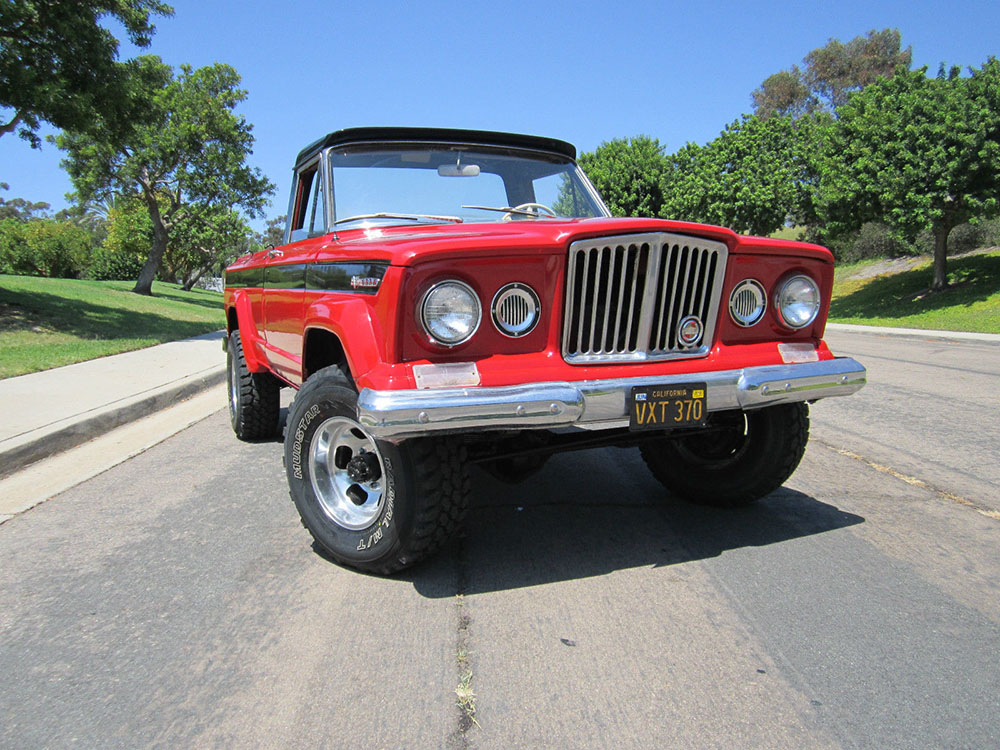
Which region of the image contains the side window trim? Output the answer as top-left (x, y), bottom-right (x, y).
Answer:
top-left (285, 157), bottom-right (323, 244)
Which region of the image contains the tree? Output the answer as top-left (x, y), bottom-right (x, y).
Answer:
top-left (102, 196), bottom-right (153, 263)
top-left (817, 60), bottom-right (1000, 289)
top-left (752, 29), bottom-right (911, 118)
top-left (56, 58), bottom-right (275, 295)
top-left (0, 183), bottom-right (50, 221)
top-left (165, 206), bottom-right (254, 290)
top-left (0, 0), bottom-right (172, 146)
top-left (262, 215), bottom-right (286, 248)
top-left (660, 115), bottom-right (815, 236)
top-left (0, 217), bottom-right (93, 277)
top-left (805, 28), bottom-right (912, 109)
top-left (751, 67), bottom-right (814, 119)
top-left (577, 136), bottom-right (668, 217)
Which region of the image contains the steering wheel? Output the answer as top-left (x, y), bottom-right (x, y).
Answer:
top-left (503, 202), bottom-right (557, 221)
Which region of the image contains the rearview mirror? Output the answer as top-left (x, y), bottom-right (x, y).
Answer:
top-left (438, 163), bottom-right (480, 177)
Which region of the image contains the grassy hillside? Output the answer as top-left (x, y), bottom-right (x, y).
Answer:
top-left (829, 251), bottom-right (1000, 333)
top-left (0, 275), bottom-right (224, 378)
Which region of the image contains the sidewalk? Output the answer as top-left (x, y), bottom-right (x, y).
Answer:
top-left (0, 331), bottom-right (227, 478)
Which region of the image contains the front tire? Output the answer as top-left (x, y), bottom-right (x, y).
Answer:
top-left (284, 366), bottom-right (469, 574)
top-left (640, 403), bottom-right (809, 507)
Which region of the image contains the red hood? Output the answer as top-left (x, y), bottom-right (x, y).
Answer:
top-left (314, 217), bottom-right (833, 265)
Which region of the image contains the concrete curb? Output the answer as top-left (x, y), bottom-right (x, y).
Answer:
top-left (826, 323), bottom-right (1000, 344)
top-left (0, 364), bottom-right (226, 478)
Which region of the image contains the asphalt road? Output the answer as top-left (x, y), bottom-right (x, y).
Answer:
top-left (1, 329), bottom-right (998, 749)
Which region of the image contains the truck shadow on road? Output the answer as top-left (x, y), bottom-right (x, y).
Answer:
top-left (406, 446), bottom-right (864, 597)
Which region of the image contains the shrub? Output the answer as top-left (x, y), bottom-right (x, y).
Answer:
top-left (0, 218), bottom-right (92, 277)
top-left (88, 247), bottom-right (146, 280)
top-left (828, 222), bottom-right (910, 262)
top-left (915, 219), bottom-right (1000, 256)
top-left (0, 219), bottom-right (27, 274)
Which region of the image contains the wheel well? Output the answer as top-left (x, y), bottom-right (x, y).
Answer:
top-left (303, 328), bottom-right (350, 383)
top-left (226, 306), bottom-right (238, 334)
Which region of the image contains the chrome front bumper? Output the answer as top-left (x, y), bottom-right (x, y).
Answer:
top-left (357, 357), bottom-right (867, 441)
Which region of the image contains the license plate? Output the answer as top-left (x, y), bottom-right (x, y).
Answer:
top-left (629, 383), bottom-right (707, 431)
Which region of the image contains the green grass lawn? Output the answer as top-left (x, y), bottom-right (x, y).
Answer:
top-left (829, 251), bottom-right (1000, 333)
top-left (0, 275), bottom-right (224, 378)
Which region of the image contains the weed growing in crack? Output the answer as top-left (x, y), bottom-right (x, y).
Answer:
top-left (454, 593), bottom-right (479, 730)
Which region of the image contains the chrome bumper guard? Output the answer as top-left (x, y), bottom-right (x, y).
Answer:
top-left (357, 357), bottom-right (866, 441)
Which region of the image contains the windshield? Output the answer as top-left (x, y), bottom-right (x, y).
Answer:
top-left (326, 144), bottom-right (609, 228)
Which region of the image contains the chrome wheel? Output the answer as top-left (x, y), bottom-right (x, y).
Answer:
top-left (308, 417), bottom-right (386, 530)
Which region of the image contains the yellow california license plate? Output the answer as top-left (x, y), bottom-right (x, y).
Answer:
top-left (629, 383), bottom-right (707, 431)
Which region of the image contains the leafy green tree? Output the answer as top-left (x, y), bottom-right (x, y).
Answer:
top-left (753, 29), bottom-right (911, 118)
top-left (752, 67), bottom-right (814, 119)
top-left (262, 215), bottom-right (286, 248)
top-left (103, 196), bottom-right (153, 263)
top-left (0, 0), bottom-right (172, 146)
top-left (165, 206), bottom-right (254, 290)
top-left (0, 182), bottom-right (50, 221)
top-left (817, 59), bottom-right (1000, 289)
top-left (660, 115), bottom-right (815, 236)
top-left (56, 58), bottom-right (275, 295)
top-left (805, 28), bottom-right (912, 109)
top-left (0, 217), bottom-right (93, 277)
top-left (577, 136), bottom-right (668, 217)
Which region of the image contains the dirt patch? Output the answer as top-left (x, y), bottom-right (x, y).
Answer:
top-left (847, 247), bottom-right (999, 281)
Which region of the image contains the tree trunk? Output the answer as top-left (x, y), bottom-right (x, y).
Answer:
top-left (134, 191), bottom-right (170, 295)
top-left (931, 222), bottom-right (951, 291)
top-left (182, 267), bottom-right (206, 291)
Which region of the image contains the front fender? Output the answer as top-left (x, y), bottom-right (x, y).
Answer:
top-left (304, 297), bottom-right (393, 390)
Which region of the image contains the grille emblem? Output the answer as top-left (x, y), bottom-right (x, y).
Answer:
top-left (677, 315), bottom-right (704, 346)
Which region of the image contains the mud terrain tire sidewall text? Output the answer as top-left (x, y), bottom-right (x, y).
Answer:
top-left (284, 366), bottom-right (469, 574)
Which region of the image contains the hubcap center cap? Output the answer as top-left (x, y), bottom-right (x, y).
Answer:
top-left (346, 452), bottom-right (382, 484)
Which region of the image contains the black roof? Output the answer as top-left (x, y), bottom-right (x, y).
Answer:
top-left (295, 127), bottom-right (577, 168)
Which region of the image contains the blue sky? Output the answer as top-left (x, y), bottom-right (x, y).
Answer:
top-left (1, 0), bottom-right (998, 227)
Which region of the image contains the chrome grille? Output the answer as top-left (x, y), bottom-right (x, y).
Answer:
top-left (562, 233), bottom-right (728, 363)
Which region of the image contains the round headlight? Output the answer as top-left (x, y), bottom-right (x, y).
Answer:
top-left (775, 275), bottom-right (821, 330)
top-left (420, 280), bottom-right (481, 346)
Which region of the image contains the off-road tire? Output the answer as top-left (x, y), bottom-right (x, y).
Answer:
top-left (284, 366), bottom-right (469, 574)
top-left (227, 330), bottom-right (280, 440)
top-left (640, 403), bottom-right (809, 507)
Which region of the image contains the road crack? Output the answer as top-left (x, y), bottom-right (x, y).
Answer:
top-left (815, 438), bottom-right (1000, 520)
top-left (450, 534), bottom-right (478, 749)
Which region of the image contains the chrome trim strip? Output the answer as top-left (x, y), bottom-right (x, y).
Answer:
top-left (357, 357), bottom-right (867, 440)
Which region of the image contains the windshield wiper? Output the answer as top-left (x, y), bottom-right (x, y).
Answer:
top-left (333, 212), bottom-right (463, 225)
top-left (462, 205), bottom-right (559, 219)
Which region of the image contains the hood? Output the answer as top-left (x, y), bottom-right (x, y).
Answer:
top-left (311, 217), bottom-right (832, 265)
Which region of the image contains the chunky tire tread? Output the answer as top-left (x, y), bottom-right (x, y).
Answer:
top-left (286, 365), bottom-right (469, 575)
top-left (228, 330), bottom-right (280, 441)
top-left (641, 403), bottom-right (809, 508)
top-left (354, 437), bottom-right (470, 576)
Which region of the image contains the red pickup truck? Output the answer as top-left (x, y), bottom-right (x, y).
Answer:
top-left (224, 127), bottom-right (866, 574)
